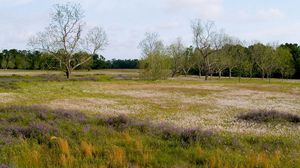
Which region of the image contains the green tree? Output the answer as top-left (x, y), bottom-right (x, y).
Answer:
top-left (249, 43), bottom-right (275, 80)
top-left (275, 47), bottom-right (295, 79)
top-left (182, 46), bottom-right (195, 76)
top-left (168, 38), bottom-right (185, 77)
top-left (139, 32), bottom-right (170, 80)
top-left (280, 43), bottom-right (300, 78)
top-left (2, 49), bottom-right (15, 69)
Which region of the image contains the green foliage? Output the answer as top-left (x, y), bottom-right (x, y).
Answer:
top-left (275, 47), bottom-right (295, 78)
top-left (140, 53), bottom-right (171, 80)
top-left (139, 32), bottom-right (171, 80)
top-left (280, 43), bottom-right (300, 78)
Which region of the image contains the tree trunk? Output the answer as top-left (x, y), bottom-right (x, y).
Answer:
top-left (205, 74), bottom-right (208, 80)
top-left (66, 68), bottom-right (71, 79)
top-left (183, 69), bottom-right (187, 77)
top-left (66, 71), bottom-right (70, 79)
top-left (262, 71), bottom-right (265, 79)
top-left (229, 68), bottom-right (232, 79)
top-left (171, 71), bottom-right (176, 78)
top-left (218, 71), bottom-right (222, 79)
top-left (198, 68), bottom-right (202, 78)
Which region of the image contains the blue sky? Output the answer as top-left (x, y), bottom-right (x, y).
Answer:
top-left (0, 0), bottom-right (299, 59)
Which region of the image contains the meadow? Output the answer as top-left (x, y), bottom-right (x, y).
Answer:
top-left (1, 69), bottom-right (300, 168)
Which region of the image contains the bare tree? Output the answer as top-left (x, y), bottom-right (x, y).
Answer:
top-left (168, 38), bottom-right (185, 77)
top-left (29, 3), bottom-right (108, 78)
top-left (191, 19), bottom-right (228, 80)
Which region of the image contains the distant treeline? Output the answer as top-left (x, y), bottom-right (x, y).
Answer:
top-left (1, 42), bottom-right (300, 79)
top-left (0, 49), bottom-right (139, 70)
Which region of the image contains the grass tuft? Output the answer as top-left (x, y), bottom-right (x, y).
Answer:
top-left (80, 141), bottom-right (94, 157)
top-left (109, 146), bottom-right (127, 167)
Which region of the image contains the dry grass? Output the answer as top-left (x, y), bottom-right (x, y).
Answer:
top-left (109, 146), bottom-right (127, 167)
top-left (80, 141), bottom-right (94, 157)
top-left (56, 138), bottom-right (74, 166)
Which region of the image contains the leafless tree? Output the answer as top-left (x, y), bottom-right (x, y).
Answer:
top-left (191, 19), bottom-right (228, 80)
top-left (168, 38), bottom-right (185, 77)
top-left (29, 3), bottom-right (108, 78)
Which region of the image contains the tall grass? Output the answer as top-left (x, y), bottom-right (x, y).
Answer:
top-left (0, 106), bottom-right (299, 167)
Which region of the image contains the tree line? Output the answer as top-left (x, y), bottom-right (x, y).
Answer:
top-left (139, 20), bottom-right (300, 81)
top-left (1, 2), bottom-right (300, 81)
top-left (0, 49), bottom-right (139, 70)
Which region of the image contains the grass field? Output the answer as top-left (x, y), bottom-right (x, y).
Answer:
top-left (1, 69), bottom-right (300, 167)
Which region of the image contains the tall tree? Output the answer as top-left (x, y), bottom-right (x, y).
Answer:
top-left (2, 49), bottom-right (14, 69)
top-left (168, 38), bottom-right (185, 77)
top-left (249, 43), bottom-right (275, 79)
top-left (139, 32), bottom-right (170, 80)
top-left (212, 48), bottom-right (228, 79)
top-left (29, 2), bottom-right (108, 78)
top-left (275, 47), bottom-right (295, 79)
top-left (231, 45), bottom-right (248, 82)
top-left (182, 46), bottom-right (195, 76)
top-left (191, 19), bottom-right (228, 80)
top-left (280, 43), bottom-right (300, 78)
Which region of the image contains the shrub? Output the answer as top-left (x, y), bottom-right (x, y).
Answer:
top-left (237, 110), bottom-right (300, 123)
top-left (53, 109), bottom-right (87, 123)
top-left (5, 123), bottom-right (57, 143)
top-left (102, 115), bottom-right (214, 145)
top-left (105, 115), bottom-right (130, 130)
top-left (180, 129), bottom-right (214, 146)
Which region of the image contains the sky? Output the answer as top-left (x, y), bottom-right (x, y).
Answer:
top-left (0, 0), bottom-right (299, 59)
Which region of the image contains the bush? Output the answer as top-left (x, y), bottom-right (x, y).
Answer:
top-left (105, 115), bottom-right (130, 130)
top-left (237, 110), bottom-right (300, 123)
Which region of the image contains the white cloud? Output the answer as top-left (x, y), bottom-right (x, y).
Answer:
top-left (224, 8), bottom-right (285, 24)
top-left (0, 0), bottom-right (33, 6)
top-left (165, 0), bottom-right (224, 19)
top-left (257, 8), bottom-right (285, 20)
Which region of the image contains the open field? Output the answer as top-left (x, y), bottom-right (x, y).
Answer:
top-left (1, 70), bottom-right (300, 167)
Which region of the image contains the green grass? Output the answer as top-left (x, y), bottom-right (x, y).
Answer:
top-left (1, 71), bottom-right (300, 167)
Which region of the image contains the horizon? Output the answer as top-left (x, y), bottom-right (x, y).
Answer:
top-left (0, 0), bottom-right (299, 59)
